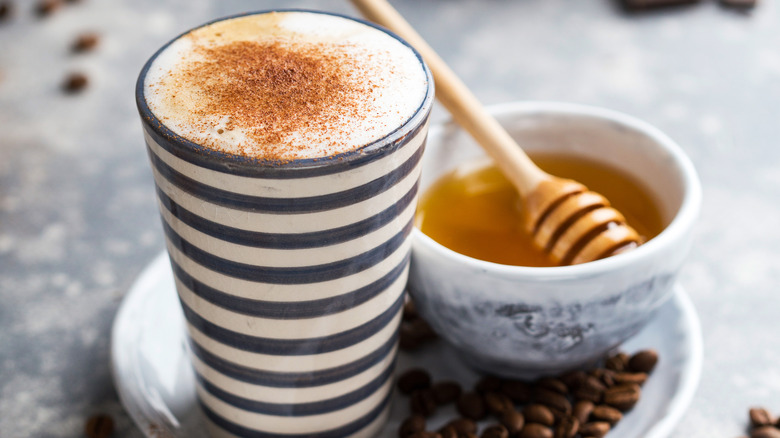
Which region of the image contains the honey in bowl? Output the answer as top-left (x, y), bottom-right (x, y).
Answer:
top-left (415, 154), bottom-right (665, 267)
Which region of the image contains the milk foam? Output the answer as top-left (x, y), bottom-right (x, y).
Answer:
top-left (143, 12), bottom-right (428, 160)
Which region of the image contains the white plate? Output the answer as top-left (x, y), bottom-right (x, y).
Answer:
top-left (111, 252), bottom-right (702, 438)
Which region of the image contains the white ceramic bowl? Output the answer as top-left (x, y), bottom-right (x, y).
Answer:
top-left (408, 101), bottom-right (701, 378)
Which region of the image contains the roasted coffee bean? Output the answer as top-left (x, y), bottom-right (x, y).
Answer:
top-left (751, 426), bottom-right (780, 438)
top-left (750, 407), bottom-right (776, 427)
top-left (579, 421), bottom-right (611, 438)
top-left (613, 371), bottom-right (648, 386)
top-left (518, 423), bottom-right (553, 438)
top-left (572, 400), bottom-right (594, 425)
top-left (443, 418), bottom-right (477, 435)
top-left (457, 392), bottom-right (487, 420)
top-left (36, 0), bottom-right (60, 16)
top-left (554, 415), bottom-right (579, 438)
top-left (628, 349), bottom-right (658, 373)
top-left (558, 370), bottom-right (587, 391)
top-left (431, 381), bottom-right (462, 405)
top-left (535, 377), bottom-right (568, 395)
top-left (721, 0), bottom-right (756, 7)
top-left (398, 369), bottom-right (432, 394)
top-left (534, 387), bottom-right (572, 414)
top-left (484, 392), bottom-right (514, 416)
top-left (500, 410), bottom-right (525, 434)
top-left (501, 379), bottom-right (533, 403)
top-left (523, 404), bottom-right (554, 427)
top-left (72, 33), bottom-right (99, 53)
top-left (85, 414), bottom-right (114, 438)
top-left (438, 425), bottom-right (458, 438)
top-left (0, 1), bottom-right (12, 21)
top-left (590, 369), bottom-right (616, 388)
top-left (403, 299), bottom-right (419, 321)
top-left (399, 415), bottom-right (426, 437)
top-left (400, 319), bottom-right (438, 351)
top-left (603, 383), bottom-right (641, 412)
top-left (476, 375), bottom-right (502, 394)
top-left (410, 389), bottom-right (438, 417)
top-left (63, 72), bottom-right (88, 93)
top-left (604, 352), bottom-right (629, 372)
top-left (408, 432), bottom-right (442, 438)
top-left (591, 405), bottom-right (623, 425)
top-left (481, 424), bottom-right (509, 438)
top-left (573, 375), bottom-right (606, 403)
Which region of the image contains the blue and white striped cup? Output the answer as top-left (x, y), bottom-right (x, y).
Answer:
top-left (136, 11), bottom-right (434, 438)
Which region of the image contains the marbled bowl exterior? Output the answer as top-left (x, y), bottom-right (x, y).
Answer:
top-left (408, 102), bottom-right (701, 379)
top-left (136, 10), bottom-right (434, 437)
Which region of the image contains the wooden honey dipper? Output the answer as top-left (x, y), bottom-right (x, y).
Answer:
top-left (351, 0), bottom-right (643, 265)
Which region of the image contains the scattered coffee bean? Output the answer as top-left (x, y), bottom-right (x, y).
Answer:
top-left (591, 405), bottom-right (623, 425)
top-left (579, 421), bottom-right (611, 437)
top-left (0, 1), bottom-right (12, 22)
top-left (403, 299), bottom-right (419, 321)
top-left (443, 418), bottom-right (477, 435)
top-left (572, 400), bottom-right (594, 426)
top-left (604, 352), bottom-right (629, 372)
top-left (590, 368), bottom-right (616, 388)
top-left (438, 425), bottom-right (458, 438)
top-left (484, 392), bottom-right (514, 417)
top-left (408, 432), bottom-right (441, 438)
top-left (84, 414), bottom-right (114, 438)
top-left (523, 404), bottom-right (555, 427)
top-left (628, 349), bottom-right (658, 374)
top-left (501, 379), bottom-right (533, 403)
top-left (36, 0), bottom-right (61, 17)
top-left (457, 392), bottom-right (488, 420)
top-left (410, 389), bottom-right (438, 417)
top-left (751, 426), bottom-right (780, 438)
top-left (62, 72), bottom-right (88, 93)
top-left (535, 377), bottom-right (568, 395)
top-left (554, 415), bottom-right (579, 438)
top-left (431, 380), bottom-right (462, 405)
top-left (624, 0), bottom-right (700, 8)
top-left (559, 370), bottom-right (587, 391)
top-left (613, 371), bottom-right (648, 386)
top-left (398, 368), bottom-right (432, 395)
top-left (72, 32), bottom-right (99, 53)
top-left (751, 408), bottom-right (777, 428)
top-left (475, 375), bottom-right (502, 394)
top-left (400, 317), bottom-right (437, 351)
top-left (534, 387), bottom-right (572, 414)
top-left (518, 423), bottom-right (553, 438)
top-left (603, 383), bottom-right (641, 412)
top-left (500, 410), bottom-right (525, 434)
top-left (399, 414), bottom-right (426, 437)
top-left (573, 375), bottom-right (606, 404)
top-left (721, 0), bottom-right (756, 7)
top-left (395, 348), bottom-right (657, 438)
top-left (481, 424), bottom-right (509, 438)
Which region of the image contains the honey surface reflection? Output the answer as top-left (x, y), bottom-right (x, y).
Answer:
top-left (415, 154), bottom-right (665, 267)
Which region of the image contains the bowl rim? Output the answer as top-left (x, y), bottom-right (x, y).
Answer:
top-left (412, 100), bottom-right (702, 279)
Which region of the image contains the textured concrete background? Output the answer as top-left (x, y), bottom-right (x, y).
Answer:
top-left (1, 0), bottom-right (779, 436)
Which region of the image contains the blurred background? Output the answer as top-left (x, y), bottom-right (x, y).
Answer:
top-left (1, 0), bottom-right (779, 436)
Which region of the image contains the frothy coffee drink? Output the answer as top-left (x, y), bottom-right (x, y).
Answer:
top-left (143, 11), bottom-right (428, 160)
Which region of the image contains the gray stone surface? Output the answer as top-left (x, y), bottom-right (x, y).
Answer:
top-left (0, 0), bottom-right (778, 437)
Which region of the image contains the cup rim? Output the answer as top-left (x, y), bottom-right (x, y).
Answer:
top-left (413, 101), bottom-right (702, 278)
top-left (135, 9), bottom-right (435, 172)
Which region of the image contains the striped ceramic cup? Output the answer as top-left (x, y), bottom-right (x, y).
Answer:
top-left (136, 10), bottom-right (434, 438)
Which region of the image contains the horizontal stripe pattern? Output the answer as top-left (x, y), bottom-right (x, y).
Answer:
top-left (139, 9), bottom-right (433, 430)
top-left (143, 80), bottom-right (429, 436)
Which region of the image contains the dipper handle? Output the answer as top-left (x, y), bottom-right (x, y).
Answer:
top-left (350, 0), bottom-right (546, 196)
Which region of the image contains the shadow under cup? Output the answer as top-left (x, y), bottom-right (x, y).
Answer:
top-left (135, 11), bottom-right (434, 438)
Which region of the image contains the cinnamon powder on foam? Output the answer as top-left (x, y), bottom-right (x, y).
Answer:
top-left (155, 40), bottom-right (385, 161)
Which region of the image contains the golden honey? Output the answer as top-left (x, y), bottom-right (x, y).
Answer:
top-left (415, 154), bottom-right (665, 267)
